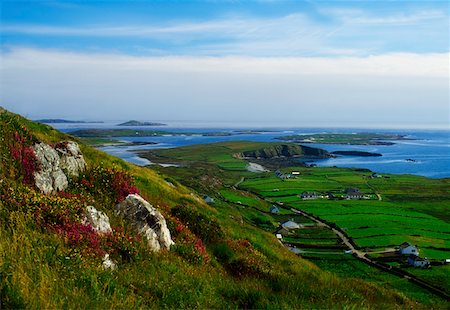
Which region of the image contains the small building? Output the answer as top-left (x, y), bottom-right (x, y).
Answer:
top-left (276, 234), bottom-right (283, 240)
top-left (398, 242), bottom-right (419, 256)
top-left (203, 195), bottom-right (214, 204)
top-left (407, 255), bottom-right (430, 268)
top-left (292, 171), bottom-right (300, 176)
top-left (345, 188), bottom-right (363, 199)
top-left (275, 170), bottom-right (291, 179)
top-left (270, 205), bottom-right (280, 214)
top-left (281, 219), bottom-right (301, 230)
top-left (301, 191), bottom-right (318, 199)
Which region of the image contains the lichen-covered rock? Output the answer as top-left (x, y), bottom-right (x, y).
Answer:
top-left (55, 141), bottom-right (86, 177)
top-left (102, 254), bottom-right (117, 270)
top-left (32, 141), bottom-right (86, 194)
top-left (115, 194), bottom-right (174, 251)
top-left (83, 206), bottom-right (112, 234)
top-left (33, 142), bottom-right (68, 194)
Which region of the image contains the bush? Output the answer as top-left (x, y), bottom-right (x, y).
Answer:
top-left (171, 205), bottom-right (224, 243)
top-left (166, 215), bottom-right (209, 264)
top-left (70, 165), bottom-right (139, 204)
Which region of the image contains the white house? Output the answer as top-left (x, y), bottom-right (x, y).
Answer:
top-left (203, 195), bottom-right (214, 204)
top-left (398, 242), bottom-right (419, 256)
top-left (281, 219), bottom-right (301, 230)
top-left (301, 192), bottom-right (318, 199)
top-left (407, 255), bottom-right (430, 268)
top-left (270, 205), bottom-right (280, 214)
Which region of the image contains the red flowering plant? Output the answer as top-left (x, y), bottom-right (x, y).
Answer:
top-left (71, 165), bottom-right (139, 205)
top-left (0, 182), bottom-right (143, 261)
top-left (166, 214), bottom-right (210, 265)
top-left (1, 117), bottom-right (38, 185)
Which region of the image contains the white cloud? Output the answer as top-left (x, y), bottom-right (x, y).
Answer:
top-left (1, 48), bottom-right (448, 128)
top-left (1, 7), bottom-right (448, 57)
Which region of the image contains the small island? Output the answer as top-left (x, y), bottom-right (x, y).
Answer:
top-left (118, 120), bottom-right (167, 126)
top-left (277, 133), bottom-right (412, 145)
top-left (331, 151), bottom-right (382, 157)
top-left (36, 119), bottom-right (104, 124)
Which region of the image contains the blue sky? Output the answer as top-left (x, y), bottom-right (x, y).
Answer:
top-left (0, 0), bottom-right (449, 128)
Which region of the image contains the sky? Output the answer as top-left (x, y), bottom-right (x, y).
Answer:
top-left (0, 0), bottom-right (449, 128)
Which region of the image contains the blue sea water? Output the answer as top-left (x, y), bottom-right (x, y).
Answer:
top-left (54, 122), bottom-right (450, 179)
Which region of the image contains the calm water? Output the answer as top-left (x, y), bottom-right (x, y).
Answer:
top-left (54, 122), bottom-right (450, 179)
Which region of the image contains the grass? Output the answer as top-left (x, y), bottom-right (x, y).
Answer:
top-left (1, 108), bottom-right (425, 308)
top-left (144, 138), bottom-right (450, 302)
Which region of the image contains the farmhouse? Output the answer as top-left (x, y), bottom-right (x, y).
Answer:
top-left (281, 219), bottom-right (302, 230)
top-left (270, 205), bottom-right (280, 214)
top-left (275, 170), bottom-right (291, 179)
top-left (407, 255), bottom-right (430, 268)
top-left (344, 188), bottom-right (363, 199)
top-left (203, 195), bottom-right (214, 204)
top-left (301, 191), bottom-right (319, 199)
top-left (398, 242), bottom-right (419, 256)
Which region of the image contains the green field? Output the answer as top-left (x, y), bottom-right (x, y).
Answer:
top-left (145, 140), bottom-right (450, 301)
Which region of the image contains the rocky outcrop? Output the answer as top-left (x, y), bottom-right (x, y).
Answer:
top-left (237, 144), bottom-right (329, 159)
top-left (115, 194), bottom-right (174, 252)
top-left (55, 141), bottom-right (86, 177)
top-left (33, 143), bottom-right (68, 194)
top-left (83, 206), bottom-right (112, 234)
top-left (33, 141), bottom-right (86, 194)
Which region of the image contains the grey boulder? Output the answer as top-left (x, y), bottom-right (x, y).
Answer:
top-left (115, 194), bottom-right (174, 251)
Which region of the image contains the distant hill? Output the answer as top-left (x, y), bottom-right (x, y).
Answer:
top-left (118, 120), bottom-right (166, 126)
top-left (36, 118), bottom-right (104, 124)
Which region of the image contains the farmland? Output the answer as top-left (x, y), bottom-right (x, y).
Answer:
top-left (145, 141), bottom-right (450, 303)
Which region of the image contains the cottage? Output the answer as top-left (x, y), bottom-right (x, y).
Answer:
top-left (301, 191), bottom-right (318, 199)
top-left (281, 219), bottom-right (301, 230)
top-left (203, 195), bottom-right (214, 204)
top-left (398, 242), bottom-right (419, 256)
top-left (270, 205), bottom-right (280, 214)
top-left (275, 170), bottom-right (291, 179)
top-left (345, 188), bottom-right (363, 199)
top-left (407, 255), bottom-right (430, 268)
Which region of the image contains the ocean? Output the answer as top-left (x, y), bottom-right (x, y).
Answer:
top-left (53, 122), bottom-right (450, 179)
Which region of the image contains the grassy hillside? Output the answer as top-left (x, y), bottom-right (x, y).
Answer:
top-left (148, 142), bottom-right (450, 306)
top-left (0, 108), bottom-right (427, 308)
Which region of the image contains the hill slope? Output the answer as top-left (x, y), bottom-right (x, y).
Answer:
top-left (0, 107), bottom-right (418, 308)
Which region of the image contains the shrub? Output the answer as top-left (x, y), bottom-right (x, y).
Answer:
top-left (224, 239), bottom-right (270, 278)
top-left (71, 165), bottom-right (139, 204)
top-left (171, 205), bottom-right (224, 243)
top-left (166, 215), bottom-right (209, 264)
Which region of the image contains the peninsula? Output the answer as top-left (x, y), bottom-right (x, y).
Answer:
top-left (277, 133), bottom-right (412, 145)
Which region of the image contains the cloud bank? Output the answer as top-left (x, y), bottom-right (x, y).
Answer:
top-left (1, 48), bottom-right (448, 128)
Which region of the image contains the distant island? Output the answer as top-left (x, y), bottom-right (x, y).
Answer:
top-left (331, 150), bottom-right (382, 157)
top-left (277, 133), bottom-right (412, 145)
top-left (36, 119), bottom-right (104, 124)
top-left (118, 120), bottom-right (167, 126)
top-left (69, 129), bottom-right (270, 138)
